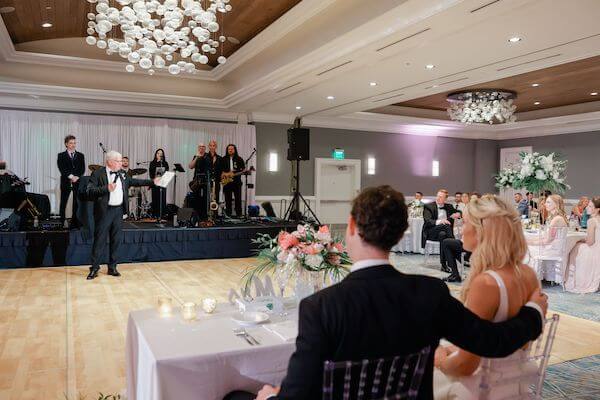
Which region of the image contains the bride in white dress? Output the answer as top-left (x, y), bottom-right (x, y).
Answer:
top-left (565, 197), bottom-right (600, 293)
top-left (434, 195), bottom-right (540, 400)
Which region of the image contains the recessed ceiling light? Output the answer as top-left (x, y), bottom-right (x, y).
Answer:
top-left (29, 94), bottom-right (40, 99)
top-left (295, 106), bottom-right (302, 110)
top-left (369, 82), bottom-right (377, 87)
top-left (591, 92), bottom-right (598, 96)
top-left (227, 36), bottom-right (240, 44)
top-left (0, 6), bottom-right (15, 13)
top-left (534, 101), bottom-right (541, 105)
top-left (432, 84), bottom-right (439, 88)
top-left (425, 64), bottom-right (435, 69)
top-left (531, 83), bottom-right (540, 87)
top-left (508, 36), bottom-right (522, 43)
top-left (326, 96), bottom-right (335, 100)
top-left (41, 22), bottom-right (53, 28)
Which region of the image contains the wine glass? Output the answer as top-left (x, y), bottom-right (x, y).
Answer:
top-left (274, 267), bottom-right (290, 316)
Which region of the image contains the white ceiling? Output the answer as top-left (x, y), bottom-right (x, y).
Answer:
top-left (1, 0), bottom-right (600, 139)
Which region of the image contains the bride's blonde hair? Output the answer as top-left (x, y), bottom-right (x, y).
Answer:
top-left (461, 195), bottom-right (528, 302)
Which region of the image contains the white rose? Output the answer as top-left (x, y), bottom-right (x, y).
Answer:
top-left (316, 232), bottom-right (331, 243)
top-left (535, 169), bottom-right (547, 180)
top-left (520, 164), bottom-right (533, 177)
top-left (277, 250), bottom-right (288, 263)
top-left (304, 254), bottom-right (323, 269)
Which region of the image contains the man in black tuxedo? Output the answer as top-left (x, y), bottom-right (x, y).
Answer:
top-left (86, 151), bottom-right (159, 280)
top-left (422, 189), bottom-right (461, 272)
top-left (440, 238), bottom-right (471, 283)
top-left (220, 144), bottom-right (245, 217)
top-left (57, 135), bottom-right (85, 227)
top-left (226, 186), bottom-right (547, 400)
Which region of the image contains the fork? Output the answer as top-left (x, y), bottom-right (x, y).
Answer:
top-left (234, 328), bottom-right (260, 345)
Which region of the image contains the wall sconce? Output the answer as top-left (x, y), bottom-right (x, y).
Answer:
top-left (268, 152), bottom-right (278, 172)
top-left (432, 160), bottom-right (439, 177)
top-left (367, 157), bottom-right (376, 175)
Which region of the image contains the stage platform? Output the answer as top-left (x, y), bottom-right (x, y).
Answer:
top-left (0, 219), bottom-right (296, 268)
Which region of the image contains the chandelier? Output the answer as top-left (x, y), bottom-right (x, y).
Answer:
top-left (85, 0), bottom-right (232, 75)
top-left (446, 90), bottom-right (517, 124)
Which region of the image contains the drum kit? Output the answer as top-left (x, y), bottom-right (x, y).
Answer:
top-left (88, 164), bottom-right (151, 220)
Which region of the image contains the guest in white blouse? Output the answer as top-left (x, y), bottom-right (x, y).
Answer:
top-left (434, 195), bottom-right (540, 399)
top-left (565, 197), bottom-right (600, 293)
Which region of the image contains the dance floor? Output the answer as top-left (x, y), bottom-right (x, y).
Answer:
top-left (0, 257), bottom-right (599, 400)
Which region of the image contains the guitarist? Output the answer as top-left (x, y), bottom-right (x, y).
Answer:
top-left (220, 144), bottom-right (245, 217)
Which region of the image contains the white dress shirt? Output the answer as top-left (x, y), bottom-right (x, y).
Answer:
top-left (436, 203), bottom-right (448, 224)
top-left (106, 167), bottom-right (124, 206)
top-left (67, 150), bottom-right (76, 180)
top-left (229, 156), bottom-right (234, 171)
top-left (351, 258), bottom-right (390, 273)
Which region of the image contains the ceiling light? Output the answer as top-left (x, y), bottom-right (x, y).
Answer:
top-left (295, 106), bottom-right (302, 110)
top-left (41, 22), bottom-right (53, 28)
top-left (29, 95), bottom-right (40, 99)
top-left (508, 36), bottom-right (522, 43)
top-left (591, 92), bottom-right (598, 96)
top-left (0, 6), bottom-right (15, 13)
top-left (369, 82), bottom-right (377, 86)
top-left (327, 96), bottom-right (335, 100)
top-left (534, 101), bottom-right (541, 105)
top-left (432, 84), bottom-right (439, 88)
top-left (425, 64), bottom-right (435, 69)
top-left (447, 90), bottom-right (517, 124)
top-left (531, 83), bottom-right (540, 87)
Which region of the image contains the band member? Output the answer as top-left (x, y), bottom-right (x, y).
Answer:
top-left (220, 144), bottom-right (245, 217)
top-left (123, 156), bottom-right (139, 219)
top-left (57, 135), bottom-right (85, 228)
top-left (207, 140), bottom-right (222, 205)
top-left (86, 151), bottom-right (159, 280)
top-left (188, 143), bottom-right (210, 220)
top-left (149, 148), bottom-right (168, 219)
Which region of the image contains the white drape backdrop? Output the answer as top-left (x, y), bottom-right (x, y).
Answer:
top-left (0, 109), bottom-right (256, 214)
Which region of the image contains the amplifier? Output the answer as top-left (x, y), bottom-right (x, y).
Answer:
top-left (24, 219), bottom-right (65, 231)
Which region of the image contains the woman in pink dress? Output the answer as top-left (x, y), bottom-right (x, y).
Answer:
top-left (565, 197), bottom-right (600, 293)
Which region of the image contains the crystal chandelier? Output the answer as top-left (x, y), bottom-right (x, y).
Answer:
top-left (85, 0), bottom-right (232, 75)
top-left (447, 90), bottom-right (517, 124)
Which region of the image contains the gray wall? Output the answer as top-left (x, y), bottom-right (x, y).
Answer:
top-left (499, 130), bottom-right (600, 198)
top-left (255, 123), bottom-right (498, 197)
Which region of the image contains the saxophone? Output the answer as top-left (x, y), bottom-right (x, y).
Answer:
top-left (209, 179), bottom-right (218, 216)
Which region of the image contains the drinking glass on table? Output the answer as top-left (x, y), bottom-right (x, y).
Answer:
top-left (275, 267), bottom-right (290, 316)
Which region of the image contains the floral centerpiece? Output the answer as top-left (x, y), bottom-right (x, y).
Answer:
top-left (243, 224), bottom-right (351, 298)
top-left (407, 199), bottom-right (424, 218)
top-left (495, 151), bottom-right (570, 194)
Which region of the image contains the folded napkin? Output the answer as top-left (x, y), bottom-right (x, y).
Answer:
top-left (263, 320), bottom-right (298, 342)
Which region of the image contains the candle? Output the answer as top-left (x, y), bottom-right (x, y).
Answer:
top-left (182, 302), bottom-right (197, 321)
top-left (157, 297), bottom-right (173, 318)
top-left (202, 298), bottom-right (217, 314)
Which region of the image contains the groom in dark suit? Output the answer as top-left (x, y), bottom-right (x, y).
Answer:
top-left (57, 135), bottom-right (86, 227)
top-left (86, 150), bottom-right (159, 280)
top-left (422, 189), bottom-right (461, 272)
top-left (226, 186), bottom-right (547, 400)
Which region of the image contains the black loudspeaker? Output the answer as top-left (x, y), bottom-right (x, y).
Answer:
top-left (287, 128), bottom-right (310, 161)
top-left (261, 201), bottom-right (277, 218)
top-left (177, 207), bottom-right (198, 227)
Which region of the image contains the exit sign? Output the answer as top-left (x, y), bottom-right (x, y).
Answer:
top-left (332, 148), bottom-right (345, 159)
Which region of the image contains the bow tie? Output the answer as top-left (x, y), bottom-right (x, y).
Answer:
top-left (110, 171), bottom-right (118, 175)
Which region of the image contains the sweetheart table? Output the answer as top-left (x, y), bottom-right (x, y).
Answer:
top-left (126, 304), bottom-right (297, 400)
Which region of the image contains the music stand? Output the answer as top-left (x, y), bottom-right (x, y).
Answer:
top-left (172, 163), bottom-right (185, 206)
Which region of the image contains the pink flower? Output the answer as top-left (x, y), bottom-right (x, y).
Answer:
top-left (303, 244), bottom-right (320, 255)
top-left (278, 232), bottom-right (299, 250)
top-left (332, 242), bottom-right (344, 253)
top-left (318, 225), bottom-right (330, 234)
top-left (316, 225), bottom-right (332, 243)
top-left (293, 224), bottom-right (307, 238)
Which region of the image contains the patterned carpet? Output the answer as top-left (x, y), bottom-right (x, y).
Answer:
top-left (388, 253), bottom-right (600, 399)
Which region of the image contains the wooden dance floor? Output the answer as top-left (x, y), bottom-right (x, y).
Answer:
top-left (1, 260), bottom-right (599, 400)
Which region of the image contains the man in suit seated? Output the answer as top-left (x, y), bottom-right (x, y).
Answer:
top-left (225, 185), bottom-right (547, 400)
top-left (440, 238), bottom-right (471, 283)
top-left (514, 192), bottom-right (529, 218)
top-left (422, 189), bottom-right (461, 273)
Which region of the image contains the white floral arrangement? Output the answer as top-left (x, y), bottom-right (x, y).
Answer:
top-left (495, 151), bottom-right (570, 194)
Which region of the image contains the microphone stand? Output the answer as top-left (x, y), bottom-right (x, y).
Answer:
top-left (243, 148), bottom-right (257, 220)
top-left (155, 160), bottom-right (165, 228)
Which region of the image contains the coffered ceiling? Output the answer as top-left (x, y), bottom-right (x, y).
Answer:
top-left (0, 0), bottom-right (600, 140)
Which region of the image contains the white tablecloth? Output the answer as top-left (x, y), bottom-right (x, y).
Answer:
top-left (126, 305), bottom-right (297, 400)
top-left (524, 230), bottom-right (586, 283)
top-left (392, 218), bottom-right (426, 253)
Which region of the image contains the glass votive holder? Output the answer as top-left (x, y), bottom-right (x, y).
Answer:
top-left (202, 298), bottom-right (217, 314)
top-left (181, 302), bottom-right (197, 321)
top-left (157, 297), bottom-right (173, 318)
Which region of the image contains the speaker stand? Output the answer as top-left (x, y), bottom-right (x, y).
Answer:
top-left (283, 159), bottom-right (320, 225)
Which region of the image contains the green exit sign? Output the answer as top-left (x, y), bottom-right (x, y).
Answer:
top-left (332, 148), bottom-right (345, 159)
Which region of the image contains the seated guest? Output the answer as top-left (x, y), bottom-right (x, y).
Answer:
top-left (526, 195), bottom-right (568, 280)
top-left (571, 196), bottom-right (589, 228)
top-left (539, 190), bottom-right (552, 224)
top-left (453, 192), bottom-right (462, 209)
top-left (409, 191), bottom-right (425, 207)
top-left (434, 195), bottom-right (541, 399)
top-left (423, 189), bottom-right (461, 272)
top-left (514, 192), bottom-right (529, 218)
top-left (470, 192), bottom-right (481, 201)
top-left (441, 238), bottom-right (471, 283)
top-left (526, 192), bottom-right (538, 212)
top-left (225, 186), bottom-right (547, 400)
top-left (565, 197), bottom-right (600, 293)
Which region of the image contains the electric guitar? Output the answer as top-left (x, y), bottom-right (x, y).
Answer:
top-left (221, 166), bottom-right (255, 186)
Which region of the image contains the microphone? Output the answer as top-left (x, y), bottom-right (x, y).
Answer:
top-left (136, 162), bottom-right (141, 165)
top-left (99, 142), bottom-right (107, 153)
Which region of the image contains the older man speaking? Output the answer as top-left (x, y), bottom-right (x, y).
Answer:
top-left (86, 150), bottom-right (160, 280)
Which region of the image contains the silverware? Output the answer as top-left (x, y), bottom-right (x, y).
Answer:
top-left (233, 328), bottom-right (260, 345)
top-left (234, 328), bottom-right (254, 345)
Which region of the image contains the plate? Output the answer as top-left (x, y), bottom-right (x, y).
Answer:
top-left (232, 311), bottom-right (270, 325)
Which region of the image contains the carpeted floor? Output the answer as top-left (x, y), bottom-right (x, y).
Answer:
top-left (388, 252), bottom-right (600, 399)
